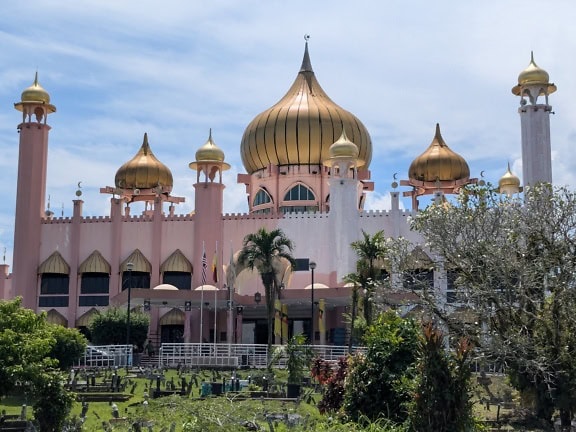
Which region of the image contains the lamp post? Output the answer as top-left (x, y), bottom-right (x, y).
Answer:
top-left (125, 262), bottom-right (134, 351)
top-left (309, 261), bottom-right (316, 345)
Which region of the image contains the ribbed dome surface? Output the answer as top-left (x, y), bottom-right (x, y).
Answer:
top-left (115, 133), bottom-right (173, 191)
top-left (240, 43), bottom-right (372, 174)
top-left (409, 124), bottom-right (470, 182)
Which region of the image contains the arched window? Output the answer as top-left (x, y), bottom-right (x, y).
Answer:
top-left (38, 252), bottom-right (70, 308)
top-left (254, 189), bottom-right (272, 206)
top-left (284, 184), bottom-right (315, 201)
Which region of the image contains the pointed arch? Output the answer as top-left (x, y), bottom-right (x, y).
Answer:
top-left (46, 309), bottom-right (68, 326)
top-left (253, 188), bottom-right (273, 206)
top-left (159, 308), bottom-right (185, 325)
top-left (161, 249), bottom-right (192, 273)
top-left (38, 251), bottom-right (70, 274)
top-left (79, 250), bottom-right (111, 274)
top-left (121, 249), bottom-right (151, 273)
top-left (76, 307), bottom-right (99, 327)
top-left (283, 183), bottom-right (316, 201)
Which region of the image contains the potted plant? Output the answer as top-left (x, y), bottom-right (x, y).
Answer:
top-left (273, 334), bottom-right (313, 398)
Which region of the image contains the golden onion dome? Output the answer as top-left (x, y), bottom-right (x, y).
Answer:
top-left (408, 124), bottom-right (470, 183)
top-left (498, 163), bottom-right (521, 191)
top-left (115, 133), bottom-right (173, 191)
top-left (21, 72), bottom-right (51, 103)
top-left (196, 129), bottom-right (225, 162)
top-left (240, 42), bottom-right (372, 174)
top-left (325, 129), bottom-right (365, 167)
top-left (512, 52), bottom-right (556, 96)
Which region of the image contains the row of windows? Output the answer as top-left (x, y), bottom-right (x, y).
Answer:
top-left (253, 184), bottom-right (317, 208)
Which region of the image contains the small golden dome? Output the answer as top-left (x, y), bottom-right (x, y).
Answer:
top-left (329, 129), bottom-right (359, 159)
top-left (518, 52), bottom-right (549, 86)
top-left (512, 52), bottom-right (556, 96)
top-left (240, 41), bottom-right (372, 174)
top-left (408, 124), bottom-right (470, 183)
top-left (195, 129), bottom-right (225, 162)
top-left (115, 133), bottom-right (173, 191)
top-left (21, 72), bottom-right (51, 103)
top-left (498, 163), bottom-right (521, 191)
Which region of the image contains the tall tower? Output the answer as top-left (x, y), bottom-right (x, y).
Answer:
top-left (512, 53), bottom-right (556, 186)
top-left (12, 73), bottom-right (56, 310)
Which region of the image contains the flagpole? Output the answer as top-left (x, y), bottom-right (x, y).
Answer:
top-left (214, 241), bottom-right (218, 351)
top-left (227, 240), bottom-right (234, 346)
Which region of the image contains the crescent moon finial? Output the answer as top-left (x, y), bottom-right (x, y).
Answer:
top-left (393, 172), bottom-right (398, 180)
top-left (304, 34), bottom-right (310, 42)
top-left (78, 181), bottom-right (82, 189)
top-left (480, 170), bottom-right (485, 178)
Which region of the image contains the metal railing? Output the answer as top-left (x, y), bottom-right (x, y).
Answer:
top-left (76, 345), bottom-right (133, 368)
top-left (159, 343), bottom-right (365, 368)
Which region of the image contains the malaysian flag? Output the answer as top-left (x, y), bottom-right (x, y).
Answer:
top-left (201, 247), bottom-right (207, 285)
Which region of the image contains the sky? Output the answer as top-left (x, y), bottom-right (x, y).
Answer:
top-left (0, 1), bottom-right (575, 268)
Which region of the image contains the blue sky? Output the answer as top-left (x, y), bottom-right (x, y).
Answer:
top-left (0, 1), bottom-right (575, 267)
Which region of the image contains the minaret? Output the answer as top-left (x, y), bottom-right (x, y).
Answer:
top-left (512, 52), bottom-right (556, 186)
top-left (323, 130), bottom-right (364, 281)
top-left (13, 73), bottom-right (56, 310)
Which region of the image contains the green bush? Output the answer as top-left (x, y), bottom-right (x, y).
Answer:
top-left (88, 306), bottom-right (149, 348)
top-left (47, 324), bottom-right (87, 370)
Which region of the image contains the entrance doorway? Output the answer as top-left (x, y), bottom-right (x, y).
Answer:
top-left (161, 325), bottom-right (184, 343)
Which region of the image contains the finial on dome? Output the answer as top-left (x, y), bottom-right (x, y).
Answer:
top-left (300, 34), bottom-right (313, 73)
top-left (512, 52), bottom-right (556, 96)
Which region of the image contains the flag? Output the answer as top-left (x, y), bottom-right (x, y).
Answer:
top-left (201, 247), bottom-right (207, 285)
top-left (274, 300), bottom-right (281, 337)
top-left (212, 251), bottom-right (218, 283)
top-left (318, 299), bottom-right (326, 334)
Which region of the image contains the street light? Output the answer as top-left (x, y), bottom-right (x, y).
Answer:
top-left (125, 262), bottom-right (134, 352)
top-left (309, 261), bottom-right (316, 345)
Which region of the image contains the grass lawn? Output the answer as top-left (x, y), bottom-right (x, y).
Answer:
top-left (0, 368), bottom-right (552, 431)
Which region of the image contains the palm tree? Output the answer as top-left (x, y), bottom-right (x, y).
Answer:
top-left (350, 230), bottom-right (387, 325)
top-left (238, 227), bottom-right (296, 358)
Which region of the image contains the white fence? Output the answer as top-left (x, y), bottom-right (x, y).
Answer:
top-left (77, 345), bottom-right (133, 368)
top-left (159, 343), bottom-right (365, 368)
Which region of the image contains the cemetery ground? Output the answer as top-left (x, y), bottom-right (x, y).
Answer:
top-left (0, 365), bottom-right (553, 432)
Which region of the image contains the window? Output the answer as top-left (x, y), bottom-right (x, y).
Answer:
top-left (81, 273), bottom-right (109, 294)
top-left (122, 271), bottom-right (150, 290)
top-left (446, 269), bottom-right (459, 303)
top-left (403, 269), bottom-right (434, 291)
top-left (39, 296), bottom-right (69, 308)
top-left (79, 296), bottom-right (109, 307)
top-left (163, 272), bottom-right (191, 290)
top-left (40, 274), bottom-right (69, 294)
top-left (284, 184), bottom-right (315, 201)
top-left (279, 205), bottom-right (319, 214)
top-left (253, 189), bottom-right (272, 206)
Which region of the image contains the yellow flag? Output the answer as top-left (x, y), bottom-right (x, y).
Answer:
top-left (274, 299), bottom-right (281, 337)
top-left (281, 303), bottom-right (289, 342)
top-left (318, 299), bottom-right (326, 334)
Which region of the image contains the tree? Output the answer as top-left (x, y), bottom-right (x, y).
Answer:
top-left (409, 183), bottom-right (576, 428)
top-left (0, 298), bottom-right (57, 397)
top-left (88, 306), bottom-right (149, 349)
top-left (238, 227), bottom-right (296, 357)
top-left (409, 323), bottom-right (476, 432)
top-left (344, 311), bottom-right (419, 424)
top-left (47, 324), bottom-right (87, 370)
top-left (350, 230), bottom-right (387, 325)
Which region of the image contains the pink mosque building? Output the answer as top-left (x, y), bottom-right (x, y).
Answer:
top-left (0, 45), bottom-right (556, 347)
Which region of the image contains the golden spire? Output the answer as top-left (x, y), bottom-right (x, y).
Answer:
top-left (498, 162), bottom-right (521, 194)
top-left (15, 72), bottom-right (56, 114)
top-left (512, 52), bottom-right (556, 96)
top-left (189, 129), bottom-right (231, 171)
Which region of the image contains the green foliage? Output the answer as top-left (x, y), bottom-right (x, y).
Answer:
top-left (88, 306), bottom-right (149, 348)
top-left (344, 311), bottom-right (419, 424)
top-left (272, 334), bottom-right (313, 383)
top-left (0, 297), bottom-right (57, 397)
top-left (46, 324), bottom-right (87, 370)
top-left (238, 227), bottom-right (296, 356)
top-left (409, 323), bottom-right (476, 432)
top-left (32, 371), bottom-right (74, 432)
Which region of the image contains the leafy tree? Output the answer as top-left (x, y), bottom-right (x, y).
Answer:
top-left (238, 227), bottom-right (296, 357)
top-left (0, 297), bottom-right (57, 397)
top-left (350, 230), bottom-right (388, 325)
top-left (409, 323), bottom-right (476, 432)
top-left (47, 324), bottom-right (87, 370)
top-left (409, 183), bottom-right (576, 428)
top-left (32, 371), bottom-right (75, 432)
top-left (344, 311), bottom-right (419, 424)
top-left (311, 356), bottom-right (349, 414)
top-left (88, 306), bottom-right (149, 349)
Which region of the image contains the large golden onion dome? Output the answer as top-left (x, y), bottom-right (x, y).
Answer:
top-left (325, 129), bottom-right (365, 166)
top-left (240, 42), bottom-right (372, 174)
top-left (408, 124), bottom-right (470, 182)
top-left (115, 133), bottom-right (173, 191)
top-left (21, 72), bottom-right (51, 104)
top-left (512, 52), bottom-right (556, 96)
top-left (498, 163), bottom-right (521, 192)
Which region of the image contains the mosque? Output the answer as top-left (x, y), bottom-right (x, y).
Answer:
top-left (0, 43), bottom-right (555, 347)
